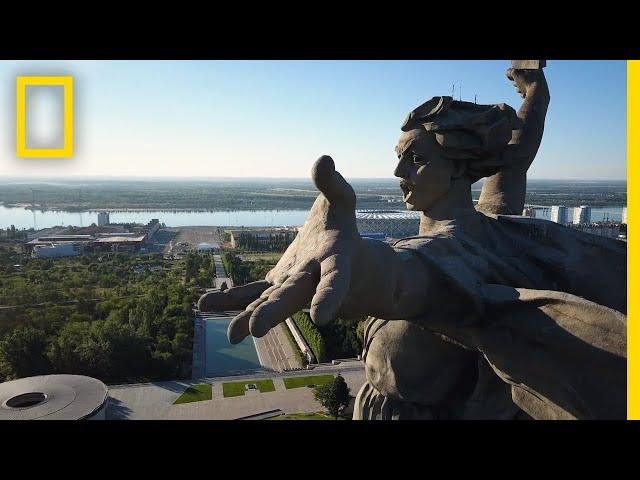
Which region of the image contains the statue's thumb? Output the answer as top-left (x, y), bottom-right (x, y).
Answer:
top-left (312, 155), bottom-right (356, 209)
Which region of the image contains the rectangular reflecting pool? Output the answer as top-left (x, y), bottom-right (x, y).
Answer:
top-left (205, 318), bottom-right (263, 377)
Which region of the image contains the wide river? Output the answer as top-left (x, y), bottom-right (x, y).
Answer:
top-left (0, 206), bottom-right (311, 230)
top-left (0, 205), bottom-right (626, 230)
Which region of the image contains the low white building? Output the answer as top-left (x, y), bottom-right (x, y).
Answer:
top-left (573, 205), bottom-right (592, 225)
top-left (551, 206), bottom-right (569, 225)
top-left (32, 243), bottom-right (79, 258)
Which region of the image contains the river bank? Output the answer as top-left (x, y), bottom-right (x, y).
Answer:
top-left (0, 204), bottom-right (627, 231)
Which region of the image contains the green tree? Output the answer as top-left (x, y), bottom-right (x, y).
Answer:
top-left (48, 319), bottom-right (153, 383)
top-left (0, 326), bottom-right (52, 379)
top-left (0, 251), bottom-right (196, 384)
top-left (48, 321), bottom-right (110, 379)
top-left (313, 375), bottom-right (350, 419)
top-left (356, 320), bottom-right (366, 345)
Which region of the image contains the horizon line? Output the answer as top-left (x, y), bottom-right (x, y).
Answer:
top-left (0, 175), bottom-right (628, 182)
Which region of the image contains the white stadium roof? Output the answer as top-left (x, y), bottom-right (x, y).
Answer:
top-left (355, 210), bottom-right (420, 220)
top-left (0, 374), bottom-right (108, 420)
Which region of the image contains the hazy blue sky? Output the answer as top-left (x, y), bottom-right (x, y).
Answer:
top-left (0, 60), bottom-right (626, 180)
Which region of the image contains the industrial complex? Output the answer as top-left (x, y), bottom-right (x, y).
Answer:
top-left (25, 219), bottom-right (161, 257)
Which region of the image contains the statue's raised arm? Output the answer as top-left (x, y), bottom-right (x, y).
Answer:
top-left (477, 60), bottom-right (550, 215)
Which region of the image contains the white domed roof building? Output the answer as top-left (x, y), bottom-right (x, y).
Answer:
top-left (197, 242), bottom-right (215, 252)
top-left (0, 375), bottom-right (108, 420)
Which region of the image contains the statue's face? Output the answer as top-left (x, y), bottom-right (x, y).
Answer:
top-left (394, 129), bottom-right (457, 211)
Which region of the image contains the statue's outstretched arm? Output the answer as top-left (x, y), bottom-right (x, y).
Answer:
top-left (197, 156), bottom-right (435, 342)
top-left (477, 67), bottom-right (550, 215)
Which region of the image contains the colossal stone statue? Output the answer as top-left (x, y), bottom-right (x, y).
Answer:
top-left (198, 61), bottom-right (626, 419)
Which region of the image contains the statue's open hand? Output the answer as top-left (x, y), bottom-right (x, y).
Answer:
top-left (197, 155), bottom-right (360, 344)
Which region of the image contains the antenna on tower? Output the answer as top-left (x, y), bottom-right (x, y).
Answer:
top-left (474, 94), bottom-right (477, 104)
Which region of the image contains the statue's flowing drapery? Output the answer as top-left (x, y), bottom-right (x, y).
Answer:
top-left (354, 215), bottom-right (626, 420)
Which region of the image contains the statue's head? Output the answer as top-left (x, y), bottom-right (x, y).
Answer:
top-left (394, 96), bottom-right (521, 211)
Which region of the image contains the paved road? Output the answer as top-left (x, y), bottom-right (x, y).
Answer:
top-left (211, 254), bottom-right (233, 289)
top-left (212, 254), bottom-right (226, 277)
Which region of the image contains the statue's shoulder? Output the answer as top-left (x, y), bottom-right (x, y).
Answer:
top-left (392, 228), bottom-right (457, 255)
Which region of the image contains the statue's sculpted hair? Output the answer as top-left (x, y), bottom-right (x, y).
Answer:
top-left (401, 96), bottom-right (522, 181)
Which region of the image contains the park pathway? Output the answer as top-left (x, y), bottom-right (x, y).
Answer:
top-left (212, 254), bottom-right (233, 289)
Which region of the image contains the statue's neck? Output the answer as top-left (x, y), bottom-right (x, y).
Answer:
top-left (418, 178), bottom-right (484, 238)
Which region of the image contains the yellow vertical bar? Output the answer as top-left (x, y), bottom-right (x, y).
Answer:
top-left (629, 60), bottom-right (639, 419)
top-left (15, 77), bottom-right (26, 155)
top-left (63, 77), bottom-right (73, 156)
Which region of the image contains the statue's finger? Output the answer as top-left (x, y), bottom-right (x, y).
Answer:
top-left (227, 310), bottom-right (253, 344)
top-left (198, 280), bottom-right (271, 312)
top-left (249, 271), bottom-right (317, 337)
top-left (311, 155), bottom-right (356, 210)
top-left (227, 284), bottom-right (280, 343)
top-left (310, 253), bottom-right (351, 326)
top-left (505, 68), bottom-right (515, 81)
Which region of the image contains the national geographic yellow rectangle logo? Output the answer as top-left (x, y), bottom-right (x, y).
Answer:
top-left (16, 76), bottom-right (73, 158)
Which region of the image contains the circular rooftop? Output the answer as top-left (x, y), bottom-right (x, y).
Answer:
top-left (0, 374), bottom-right (108, 420)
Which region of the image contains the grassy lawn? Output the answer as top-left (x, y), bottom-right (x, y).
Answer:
top-left (283, 375), bottom-right (334, 389)
top-left (222, 379), bottom-right (276, 397)
top-left (173, 384), bottom-right (212, 404)
top-left (237, 253), bottom-right (283, 263)
top-left (269, 412), bottom-right (335, 420)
